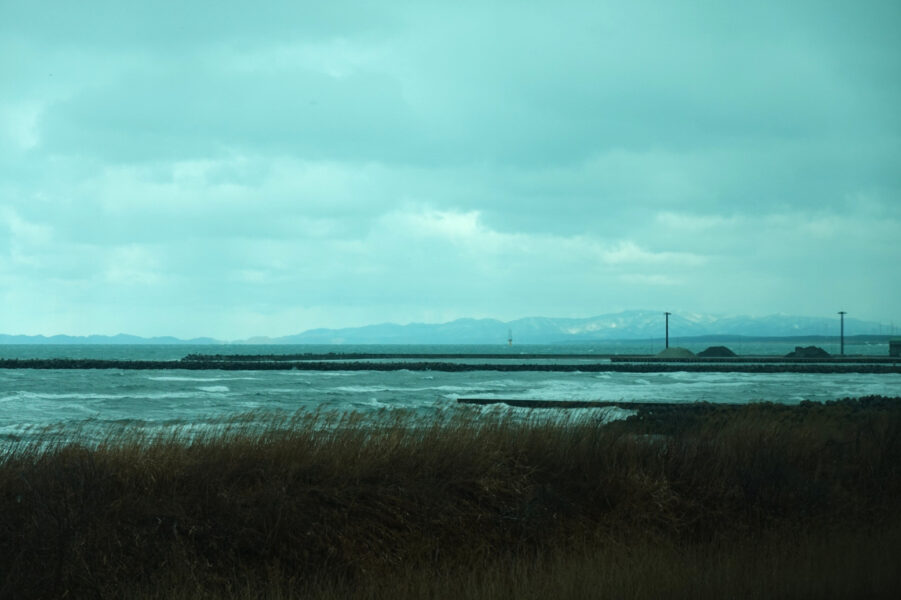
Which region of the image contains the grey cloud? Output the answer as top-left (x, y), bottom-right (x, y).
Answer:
top-left (39, 63), bottom-right (424, 163)
top-left (21, 0), bottom-right (895, 168)
top-left (1, 0), bottom-right (899, 336)
top-left (1, 1), bottom-right (397, 50)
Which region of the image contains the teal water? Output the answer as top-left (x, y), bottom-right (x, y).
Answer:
top-left (1, 344), bottom-right (898, 444)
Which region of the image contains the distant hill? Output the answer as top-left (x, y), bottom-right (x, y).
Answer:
top-left (260, 310), bottom-right (892, 345)
top-left (1, 311), bottom-right (893, 345)
top-left (0, 333), bottom-right (220, 345)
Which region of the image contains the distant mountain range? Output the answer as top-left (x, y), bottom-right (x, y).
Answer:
top-left (2, 311), bottom-right (894, 345)
top-left (259, 311), bottom-right (894, 344)
top-left (0, 333), bottom-right (219, 345)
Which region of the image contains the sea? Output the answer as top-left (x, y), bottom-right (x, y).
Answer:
top-left (1, 342), bottom-right (899, 444)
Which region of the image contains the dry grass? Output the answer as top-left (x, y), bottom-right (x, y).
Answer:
top-left (0, 396), bottom-right (899, 598)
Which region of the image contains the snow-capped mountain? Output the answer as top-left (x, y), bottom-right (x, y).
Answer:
top-left (2, 311), bottom-right (891, 345)
top-left (269, 311), bottom-right (891, 344)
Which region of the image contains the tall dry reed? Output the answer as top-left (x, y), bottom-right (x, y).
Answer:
top-left (0, 396), bottom-right (898, 598)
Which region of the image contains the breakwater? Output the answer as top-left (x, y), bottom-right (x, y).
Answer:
top-left (1, 357), bottom-right (900, 373)
top-left (182, 352), bottom-right (605, 361)
top-left (184, 352), bottom-right (901, 364)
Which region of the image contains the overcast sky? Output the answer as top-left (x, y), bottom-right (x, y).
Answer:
top-left (2, 0), bottom-right (899, 339)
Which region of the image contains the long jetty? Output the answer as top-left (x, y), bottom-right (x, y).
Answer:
top-left (182, 353), bottom-right (901, 364)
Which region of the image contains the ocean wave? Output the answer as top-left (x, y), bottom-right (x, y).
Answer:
top-left (3, 368), bottom-right (899, 436)
top-left (147, 376), bottom-right (258, 382)
top-left (5, 391), bottom-right (124, 400)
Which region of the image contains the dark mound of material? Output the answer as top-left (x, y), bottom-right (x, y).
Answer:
top-left (697, 346), bottom-right (737, 357)
top-left (656, 347), bottom-right (695, 358)
top-left (785, 346), bottom-right (830, 358)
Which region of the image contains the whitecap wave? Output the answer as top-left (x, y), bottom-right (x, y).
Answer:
top-left (197, 386), bottom-right (230, 393)
top-left (148, 376), bottom-right (258, 382)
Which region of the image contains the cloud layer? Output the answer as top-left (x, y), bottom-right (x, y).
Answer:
top-left (2, 1), bottom-right (899, 337)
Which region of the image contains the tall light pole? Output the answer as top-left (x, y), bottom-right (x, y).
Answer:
top-left (664, 312), bottom-right (671, 349)
top-left (838, 311), bottom-right (847, 356)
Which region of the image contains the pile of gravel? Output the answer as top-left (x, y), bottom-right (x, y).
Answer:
top-left (697, 346), bottom-right (737, 357)
top-left (656, 347), bottom-right (696, 359)
top-left (785, 346), bottom-right (830, 358)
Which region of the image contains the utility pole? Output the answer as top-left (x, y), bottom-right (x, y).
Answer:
top-left (664, 312), bottom-right (671, 349)
top-left (838, 311), bottom-right (847, 356)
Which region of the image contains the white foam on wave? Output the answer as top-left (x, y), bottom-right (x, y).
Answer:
top-left (305, 371), bottom-right (355, 377)
top-left (332, 384), bottom-right (477, 395)
top-left (334, 385), bottom-right (388, 393)
top-left (148, 376), bottom-right (258, 382)
top-left (468, 374), bottom-right (697, 403)
top-left (469, 403), bottom-right (634, 424)
top-left (350, 397), bottom-right (391, 408)
top-left (6, 391), bottom-right (210, 403)
top-left (666, 372), bottom-right (755, 387)
top-left (806, 375), bottom-right (901, 400)
top-left (134, 392), bottom-right (206, 401)
top-left (198, 385), bottom-right (230, 393)
top-left (7, 391), bottom-right (123, 400)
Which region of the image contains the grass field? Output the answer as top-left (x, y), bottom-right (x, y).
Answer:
top-left (1, 396), bottom-right (899, 598)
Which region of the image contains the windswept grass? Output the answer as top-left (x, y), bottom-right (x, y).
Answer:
top-left (0, 397), bottom-right (899, 598)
